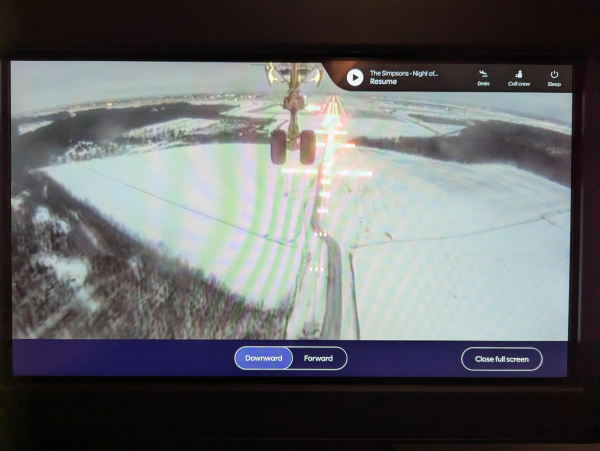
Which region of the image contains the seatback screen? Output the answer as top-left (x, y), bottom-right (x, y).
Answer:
top-left (10, 61), bottom-right (573, 377)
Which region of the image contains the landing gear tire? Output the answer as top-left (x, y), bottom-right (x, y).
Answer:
top-left (300, 130), bottom-right (316, 165)
top-left (271, 130), bottom-right (287, 165)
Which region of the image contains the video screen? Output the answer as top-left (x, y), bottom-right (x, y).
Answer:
top-left (10, 61), bottom-right (573, 377)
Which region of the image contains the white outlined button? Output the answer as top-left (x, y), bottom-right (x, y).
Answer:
top-left (461, 347), bottom-right (543, 372)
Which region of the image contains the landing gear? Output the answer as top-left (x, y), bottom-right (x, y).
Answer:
top-left (263, 62), bottom-right (323, 166)
top-left (271, 129), bottom-right (316, 165)
top-left (300, 130), bottom-right (316, 165)
top-left (271, 130), bottom-right (287, 165)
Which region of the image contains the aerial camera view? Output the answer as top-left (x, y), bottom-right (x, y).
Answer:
top-left (11, 62), bottom-right (572, 341)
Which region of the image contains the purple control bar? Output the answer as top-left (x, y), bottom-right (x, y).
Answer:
top-left (12, 340), bottom-right (567, 377)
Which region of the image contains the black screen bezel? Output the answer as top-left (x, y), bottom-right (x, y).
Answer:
top-left (1, 47), bottom-right (599, 446)
top-left (1, 51), bottom-right (589, 388)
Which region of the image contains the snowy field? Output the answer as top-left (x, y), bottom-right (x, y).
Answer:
top-left (221, 97), bottom-right (570, 137)
top-left (42, 142), bottom-right (571, 341)
top-left (322, 148), bottom-right (571, 341)
top-left (343, 117), bottom-right (465, 138)
top-left (43, 144), bottom-right (319, 308)
top-left (122, 118), bottom-right (219, 138)
top-left (18, 120), bottom-right (53, 135)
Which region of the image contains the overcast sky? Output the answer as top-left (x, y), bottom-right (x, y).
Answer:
top-left (11, 61), bottom-right (572, 125)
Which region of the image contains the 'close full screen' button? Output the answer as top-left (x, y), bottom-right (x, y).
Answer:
top-left (461, 347), bottom-right (543, 372)
top-left (234, 346), bottom-right (293, 370)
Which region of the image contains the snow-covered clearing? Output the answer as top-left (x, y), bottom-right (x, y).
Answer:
top-left (41, 140), bottom-right (570, 340)
top-left (122, 118), bottom-right (219, 138)
top-left (43, 144), bottom-right (318, 308)
top-left (18, 120), bottom-right (53, 135)
top-left (342, 117), bottom-right (465, 138)
top-left (33, 206), bottom-right (71, 234)
top-left (34, 254), bottom-right (88, 286)
top-left (11, 191), bottom-right (30, 212)
top-left (321, 147), bottom-right (570, 341)
top-left (32, 254), bottom-right (98, 312)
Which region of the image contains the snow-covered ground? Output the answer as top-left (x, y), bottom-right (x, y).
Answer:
top-left (41, 135), bottom-right (571, 341)
top-left (122, 118), bottom-right (219, 138)
top-left (43, 144), bottom-right (318, 308)
top-left (34, 90), bottom-right (572, 340)
top-left (18, 120), bottom-right (53, 135)
top-left (32, 205), bottom-right (71, 234)
top-left (222, 96), bottom-right (569, 138)
top-left (342, 117), bottom-right (465, 138)
top-left (321, 147), bottom-right (570, 341)
top-left (325, 96), bottom-right (571, 135)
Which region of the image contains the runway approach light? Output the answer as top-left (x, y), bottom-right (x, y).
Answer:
top-left (336, 170), bottom-right (373, 176)
top-left (282, 168), bottom-right (319, 174)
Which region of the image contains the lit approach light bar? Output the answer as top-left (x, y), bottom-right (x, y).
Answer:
top-left (315, 130), bottom-right (347, 135)
top-left (337, 143), bottom-right (356, 148)
top-left (281, 168), bottom-right (319, 174)
top-left (336, 170), bottom-right (373, 176)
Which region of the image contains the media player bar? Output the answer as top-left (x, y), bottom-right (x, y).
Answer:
top-left (323, 62), bottom-right (572, 93)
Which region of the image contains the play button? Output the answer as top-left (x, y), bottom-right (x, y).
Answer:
top-left (347, 68), bottom-right (364, 87)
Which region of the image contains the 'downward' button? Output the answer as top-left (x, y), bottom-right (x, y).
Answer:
top-left (234, 346), bottom-right (293, 370)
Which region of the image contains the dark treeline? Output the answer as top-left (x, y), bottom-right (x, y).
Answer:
top-left (351, 120), bottom-right (572, 186)
top-left (112, 116), bottom-right (273, 147)
top-left (13, 111), bottom-right (72, 126)
top-left (183, 126), bottom-right (272, 146)
top-left (12, 173), bottom-right (292, 339)
top-left (408, 114), bottom-right (470, 126)
top-left (12, 103), bottom-right (236, 173)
